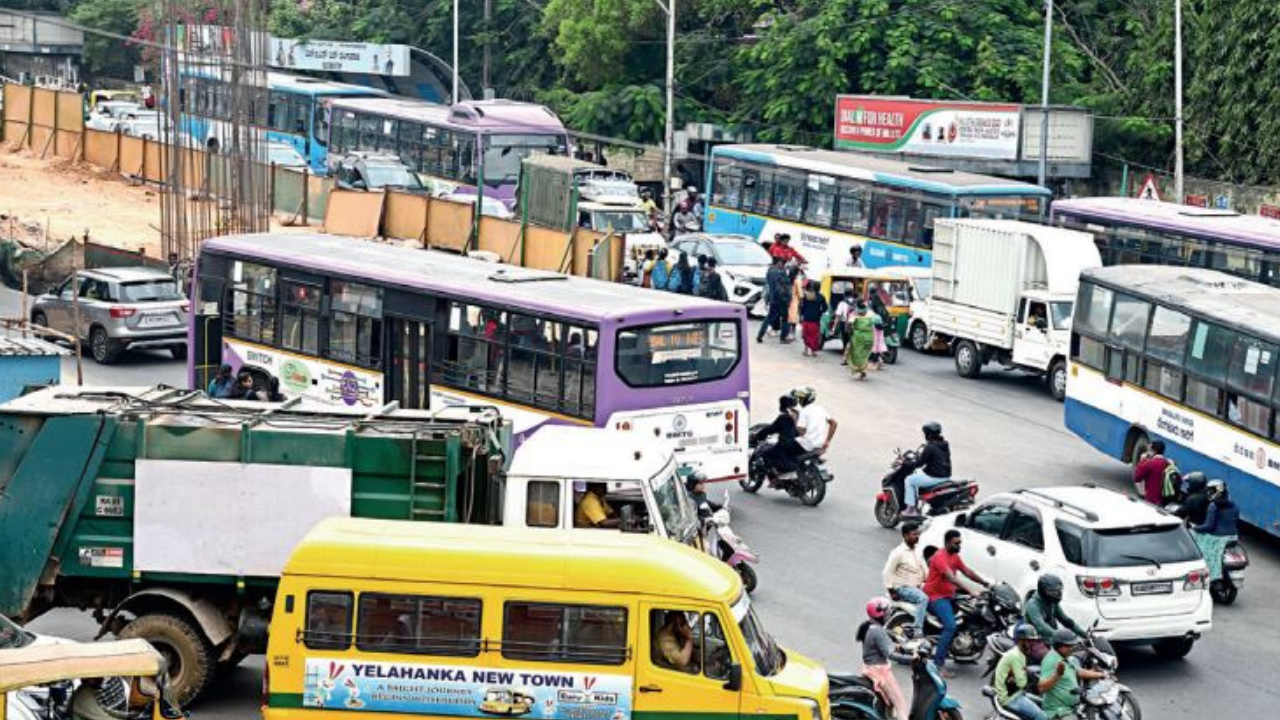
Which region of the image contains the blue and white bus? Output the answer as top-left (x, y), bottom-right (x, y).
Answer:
top-left (179, 71), bottom-right (385, 173)
top-left (1065, 265), bottom-right (1280, 536)
top-left (704, 144), bottom-right (1051, 272)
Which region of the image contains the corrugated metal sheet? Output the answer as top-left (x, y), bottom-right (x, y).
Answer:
top-left (0, 335), bottom-right (69, 356)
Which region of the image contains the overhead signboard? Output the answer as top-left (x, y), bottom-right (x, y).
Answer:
top-left (270, 38), bottom-right (410, 76)
top-left (834, 96), bottom-right (1021, 160)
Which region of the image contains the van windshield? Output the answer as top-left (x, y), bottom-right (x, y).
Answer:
top-left (733, 596), bottom-right (782, 677)
top-left (650, 470), bottom-right (697, 542)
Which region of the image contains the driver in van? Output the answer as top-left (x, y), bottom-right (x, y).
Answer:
top-left (655, 611), bottom-right (696, 672)
top-left (574, 482), bottom-right (620, 528)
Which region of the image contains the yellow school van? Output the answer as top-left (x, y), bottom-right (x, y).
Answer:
top-left (263, 519), bottom-right (828, 720)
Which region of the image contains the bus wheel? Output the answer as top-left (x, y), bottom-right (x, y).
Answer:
top-left (119, 613), bottom-right (216, 705)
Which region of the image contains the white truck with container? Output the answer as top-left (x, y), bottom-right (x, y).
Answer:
top-left (926, 219), bottom-right (1101, 400)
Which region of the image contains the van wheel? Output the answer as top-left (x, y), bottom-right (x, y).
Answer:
top-left (954, 340), bottom-right (983, 378)
top-left (1152, 636), bottom-right (1195, 661)
top-left (1048, 359), bottom-right (1068, 401)
top-left (119, 613), bottom-right (216, 705)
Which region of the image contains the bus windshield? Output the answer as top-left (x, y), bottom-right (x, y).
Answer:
top-left (733, 595), bottom-right (782, 677)
top-left (615, 321), bottom-right (741, 387)
top-left (650, 469), bottom-right (697, 541)
top-left (484, 134), bottom-right (568, 187)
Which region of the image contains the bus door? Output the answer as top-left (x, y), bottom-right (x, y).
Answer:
top-left (386, 316), bottom-right (432, 409)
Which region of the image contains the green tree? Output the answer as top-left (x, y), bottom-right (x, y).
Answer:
top-left (68, 0), bottom-right (140, 81)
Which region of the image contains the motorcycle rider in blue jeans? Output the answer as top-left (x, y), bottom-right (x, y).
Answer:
top-left (924, 529), bottom-right (990, 677)
top-left (881, 521), bottom-right (929, 639)
top-left (902, 422), bottom-right (952, 517)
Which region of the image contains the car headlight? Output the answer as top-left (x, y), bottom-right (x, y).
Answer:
top-left (800, 698), bottom-right (822, 720)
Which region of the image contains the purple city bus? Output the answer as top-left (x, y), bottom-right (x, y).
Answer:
top-left (1052, 196), bottom-right (1280, 287)
top-left (325, 96), bottom-right (570, 206)
top-left (189, 233), bottom-right (751, 482)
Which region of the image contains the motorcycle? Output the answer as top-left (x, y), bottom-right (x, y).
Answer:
top-left (744, 423), bottom-right (833, 507)
top-left (982, 624), bottom-right (1140, 720)
top-left (874, 448), bottom-right (978, 528)
top-left (887, 582), bottom-right (1022, 664)
top-left (699, 492), bottom-right (760, 593)
top-left (829, 643), bottom-right (964, 720)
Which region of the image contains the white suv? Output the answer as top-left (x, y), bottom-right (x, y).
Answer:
top-left (919, 485), bottom-right (1211, 659)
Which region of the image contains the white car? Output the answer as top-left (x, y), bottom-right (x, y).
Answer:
top-left (85, 100), bottom-right (141, 132)
top-left (671, 233), bottom-right (771, 311)
top-left (118, 110), bottom-right (167, 141)
top-left (440, 192), bottom-right (514, 220)
top-left (919, 485), bottom-right (1211, 658)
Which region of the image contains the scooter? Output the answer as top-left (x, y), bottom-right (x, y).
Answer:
top-left (1212, 539), bottom-right (1249, 605)
top-left (829, 672), bottom-right (889, 720)
top-left (829, 643), bottom-right (963, 720)
top-left (874, 448), bottom-right (978, 528)
top-left (744, 423), bottom-right (833, 507)
top-left (699, 491), bottom-right (760, 593)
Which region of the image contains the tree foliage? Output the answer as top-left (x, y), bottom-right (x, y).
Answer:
top-left (67, 0), bottom-right (140, 81)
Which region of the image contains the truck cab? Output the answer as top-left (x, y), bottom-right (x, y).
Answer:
top-left (1011, 290), bottom-right (1075, 374)
top-left (502, 426), bottom-right (701, 547)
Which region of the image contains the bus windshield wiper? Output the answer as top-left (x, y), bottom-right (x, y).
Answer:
top-left (1120, 553), bottom-right (1163, 570)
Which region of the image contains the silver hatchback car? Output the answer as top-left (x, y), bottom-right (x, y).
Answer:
top-left (31, 267), bottom-right (190, 364)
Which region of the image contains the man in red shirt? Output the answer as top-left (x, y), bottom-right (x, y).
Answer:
top-left (1133, 439), bottom-right (1170, 505)
top-left (768, 233), bottom-right (806, 265)
top-left (924, 529), bottom-right (990, 675)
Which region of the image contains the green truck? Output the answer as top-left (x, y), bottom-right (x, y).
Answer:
top-left (0, 385), bottom-right (509, 704)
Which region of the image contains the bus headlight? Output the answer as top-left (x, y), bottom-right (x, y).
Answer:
top-left (800, 698), bottom-right (822, 720)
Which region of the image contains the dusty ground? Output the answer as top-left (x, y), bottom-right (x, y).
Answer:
top-left (0, 144), bottom-right (164, 255)
top-left (0, 144), bottom-right (310, 258)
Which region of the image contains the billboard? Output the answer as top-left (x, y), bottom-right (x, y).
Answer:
top-left (834, 96), bottom-right (1021, 160)
top-left (270, 38), bottom-right (410, 76)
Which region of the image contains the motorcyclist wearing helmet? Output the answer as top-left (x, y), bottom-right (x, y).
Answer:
top-left (995, 624), bottom-right (1047, 720)
top-left (1175, 471), bottom-right (1211, 526)
top-left (1040, 629), bottom-right (1107, 719)
top-left (751, 394), bottom-right (805, 479)
top-left (685, 472), bottom-right (721, 514)
top-left (902, 421), bottom-right (952, 517)
top-left (1191, 479), bottom-right (1241, 582)
top-left (856, 597), bottom-right (913, 720)
top-left (1023, 574), bottom-right (1086, 662)
top-left (792, 386), bottom-right (838, 457)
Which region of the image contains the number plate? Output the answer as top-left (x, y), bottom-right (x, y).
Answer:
top-left (1130, 581), bottom-right (1173, 596)
top-left (139, 313), bottom-right (173, 327)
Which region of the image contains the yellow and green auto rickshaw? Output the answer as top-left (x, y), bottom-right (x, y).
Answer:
top-left (0, 639), bottom-right (183, 720)
top-left (816, 267), bottom-right (920, 363)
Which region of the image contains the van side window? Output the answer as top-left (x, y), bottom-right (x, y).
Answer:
top-left (503, 602), bottom-right (627, 665)
top-left (357, 594), bottom-right (482, 657)
top-left (649, 609), bottom-right (733, 679)
top-left (304, 591), bottom-right (353, 650)
top-left (526, 481), bottom-right (560, 528)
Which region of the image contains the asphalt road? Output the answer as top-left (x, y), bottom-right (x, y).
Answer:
top-left (15, 299), bottom-right (1280, 719)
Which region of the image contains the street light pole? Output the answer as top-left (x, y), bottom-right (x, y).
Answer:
top-left (662, 0), bottom-right (676, 217)
top-left (458, 0), bottom-right (463, 103)
top-left (1174, 0), bottom-right (1185, 203)
top-left (1037, 0), bottom-right (1052, 189)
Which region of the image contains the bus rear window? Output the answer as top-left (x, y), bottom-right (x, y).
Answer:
top-left (615, 321), bottom-right (740, 387)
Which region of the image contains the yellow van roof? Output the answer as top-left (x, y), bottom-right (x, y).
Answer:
top-left (285, 518), bottom-right (741, 602)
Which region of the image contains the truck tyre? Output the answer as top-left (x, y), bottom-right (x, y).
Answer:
top-left (954, 340), bottom-right (983, 379)
top-left (119, 613), bottom-right (216, 705)
top-left (909, 322), bottom-right (930, 352)
top-left (1048, 359), bottom-right (1068, 402)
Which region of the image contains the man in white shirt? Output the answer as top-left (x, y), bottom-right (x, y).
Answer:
top-left (792, 386), bottom-right (837, 455)
top-left (881, 521), bottom-right (928, 638)
top-left (833, 288), bottom-right (858, 359)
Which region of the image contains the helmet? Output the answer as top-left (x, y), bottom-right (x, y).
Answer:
top-left (1037, 574), bottom-right (1065, 604)
top-left (1183, 471), bottom-right (1207, 492)
top-left (1013, 624), bottom-right (1041, 643)
top-left (684, 471), bottom-right (707, 493)
top-left (922, 422), bottom-right (943, 439)
top-left (866, 596), bottom-right (891, 621)
top-left (1051, 628), bottom-right (1079, 648)
top-left (791, 386), bottom-right (816, 406)
top-left (1207, 479), bottom-right (1228, 501)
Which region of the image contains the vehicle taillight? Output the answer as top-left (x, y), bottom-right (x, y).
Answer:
top-left (181, 302), bottom-right (191, 313)
top-left (1077, 575), bottom-right (1121, 598)
top-left (109, 307), bottom-right (136, 318)
top-left (1183, 569), bottom-right (1207, 590)
top-left (728, 409), bottom-right (738, 444)
top-left (1224, 545), bottom-right (1250, 570)
top-left (967, 485), bottom-right (979, 497)
top-left (615, 421), bottom-right (632, 431)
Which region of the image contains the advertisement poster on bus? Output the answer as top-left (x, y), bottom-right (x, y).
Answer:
top-left (834, 96), bottom-right (1021, 160)
top-left (270, 38), bottom-right (410, 77)
top-left (222, 339), bottom-right (383, 408)
top-left (303, 658), bottom-right (633, 720)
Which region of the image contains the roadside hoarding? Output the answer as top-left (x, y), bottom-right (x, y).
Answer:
top-left (834, 96), bottom-right (1021, 160)
top-left (269, 38), bottom-right (410, 77)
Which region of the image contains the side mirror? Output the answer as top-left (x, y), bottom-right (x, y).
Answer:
top-left (1035, 317), bottom-right (1048, 331)
top-left (954, 513), bottom-right (968, 528)
top-left (722, 663), bottom-right (742, 691)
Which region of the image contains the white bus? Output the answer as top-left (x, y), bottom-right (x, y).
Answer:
top-left (1065, 265), bottom-right (1280, 536)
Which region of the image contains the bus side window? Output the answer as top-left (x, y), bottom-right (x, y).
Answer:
top-left (304, 591), bottom-right (353, 650)
top-left (526, 480), bottom-right (560, 528)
